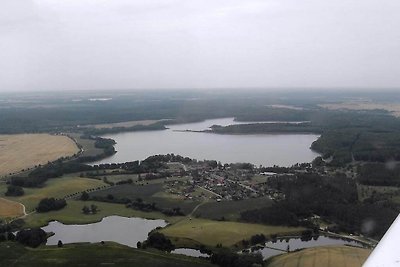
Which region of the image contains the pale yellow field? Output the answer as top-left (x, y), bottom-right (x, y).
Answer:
top-left (160, 218), bottom-right (304, 247)
top-left (87, 119), bottom-right (166, 129)
top-left (267, 245), bottom-right (371, 267)
top-left (0, 198), bottom-right (24, 218)
top-left (0, 134), bottom-right (79, 176)
top-left (320, 102), bottom-right (400, 117)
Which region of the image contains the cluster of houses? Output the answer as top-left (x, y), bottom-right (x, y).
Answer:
top-left (160, 162), bottom-right (287, 202)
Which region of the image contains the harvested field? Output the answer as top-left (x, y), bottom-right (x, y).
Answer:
top-left (0, 134), bottom-right (79, 177)
top-left (266, 245), bottom-right (371, 267)
top-left (0, 198), bottom-right (24, 218)
top-left (160, 218), bottom-right (304, 247)
top-left (320, 102), bottom-right (400, 117)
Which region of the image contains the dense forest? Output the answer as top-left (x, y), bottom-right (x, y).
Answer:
top-left (358, 163), bottom-right (400, 186)
top-left (241, 173), bottom-right (399, 239)
top-left (2, 90), bottom-right (394, 134)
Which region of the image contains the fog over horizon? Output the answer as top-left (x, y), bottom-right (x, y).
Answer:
top-left (1, 0), bottom-right (400, 92)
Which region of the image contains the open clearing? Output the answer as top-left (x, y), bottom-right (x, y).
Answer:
top-left (357, 184), bottom-right (400, 202)
top-left (160, 218), bottom-right (304, 247)
top-left (68, 133), bottom-right (103, 157)
top-left (0, 242), bottom-right (216, 267)
top-left (266, 245), bottom-right (371, 267)
top-left (0, 134), bottom-right (79, 177)
top-left (320, 102), bottom-right (400, 117)
top-left (0, 176), bottom-right (108, 211)
top-left (193, 197), bottom-right (273, 220)
top-left (0, 198), bottom-right (24, 218)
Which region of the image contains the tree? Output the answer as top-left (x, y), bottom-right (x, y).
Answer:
top-left (58, 240), bottom-right (63, 247)
top-left (80, 191), bottom-right (89, 201)
top-left (145, 232), bottom-right (175, 251)
top-left (36, 198), bottom-right (67, 213)
top-left (7, 232), bottom-right (15, 241)
top-left (16, 228), bottom-right (47, 248)
top-left (82, 206), bottom-right (90, 214)
top-left (90, 204), bottom-right (98, 214)
top-left (5, 185), bottom-right (24, 196)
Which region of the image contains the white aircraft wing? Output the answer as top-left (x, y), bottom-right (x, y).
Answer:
top-left (363, 214), bottom-right (400, 267)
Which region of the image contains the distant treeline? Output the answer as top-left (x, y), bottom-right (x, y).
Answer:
top-left (82, 122), bottom-right (168, 136)
top-left (10, 162), bottom-right (94, 187)
top-left (9, 154), bottom-right (195, 188)
top-left (240, 173), bottom-right (399, 239)
top-left (0, 93), bottom-right (317, 134)
top-left (208, 122), bottom-right (321, 134)
top-left (92, 154), bottom-right (195, 172)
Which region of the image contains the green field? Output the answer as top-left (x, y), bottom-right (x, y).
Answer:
top-left (357, 184), bottom-right (400, 202)
top-left (193, 197), bottom-right (273, 220)
top-left (0, 242), bottom-right (216, 267)
top-left (23, 199), bottom-right (182, 228)
top-left (68, 133), bottom-right (104, 158)
top-left (1, 176), bottom-right (108, 211)
top-left (160, 218), bottom-right (304, 247)
top-left (90, 183), bottom-right (201, 215)
top-left (103, 173), bottom-right (140, 183)
top-left (266, 245), bottom-right (371, 267)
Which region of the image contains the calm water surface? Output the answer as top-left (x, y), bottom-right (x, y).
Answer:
top-left (250, 236), bottom-right (364, 259)
top-left (92, 118), bottom-right (320, 167)
top-left (172, 248), bottom-right (210, 258)
top-left (42, 216), bottom-right (167, 248)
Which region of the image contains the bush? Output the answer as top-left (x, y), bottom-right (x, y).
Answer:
top-left (80, 191), bottom-right (89, 201)
top-left (145, 232), bottom-right (175, 252)
top-left (5, 185), bottom-right (24, 196)
top-left (16, 228), bottom-right (47, 248)
top-left (36, 198), bottom-right (67, 213)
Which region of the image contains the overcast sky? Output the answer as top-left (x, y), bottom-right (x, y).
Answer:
top-left (1, 0), bottom-right (400, 91)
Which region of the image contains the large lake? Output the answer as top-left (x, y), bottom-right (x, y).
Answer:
top-left (42, 216), bottom-right (167, 248)
top-left (93, 118), bottom-right (320, 167)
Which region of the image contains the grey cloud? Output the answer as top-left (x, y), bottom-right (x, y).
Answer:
top-left (0, 0), bottom-right (399, 91)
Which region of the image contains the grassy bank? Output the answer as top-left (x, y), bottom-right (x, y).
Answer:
top-left (0, 242), bottom-right (216, 267)
top-left (265, 245), bottom-right (371, 267)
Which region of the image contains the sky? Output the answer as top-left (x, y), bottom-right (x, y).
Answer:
top-left (1, 0), bottom-right (400, 92)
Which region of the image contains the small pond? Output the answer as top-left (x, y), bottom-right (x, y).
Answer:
top-left (171, 248), bottom-right (210, 258)
top-left (42, 216), bottom-right (167, 248)
top-left (246, 236), bottom-right (365, 260)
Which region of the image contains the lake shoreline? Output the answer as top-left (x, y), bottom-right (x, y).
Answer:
top-left (90, 118), bottom-right (321, 167)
